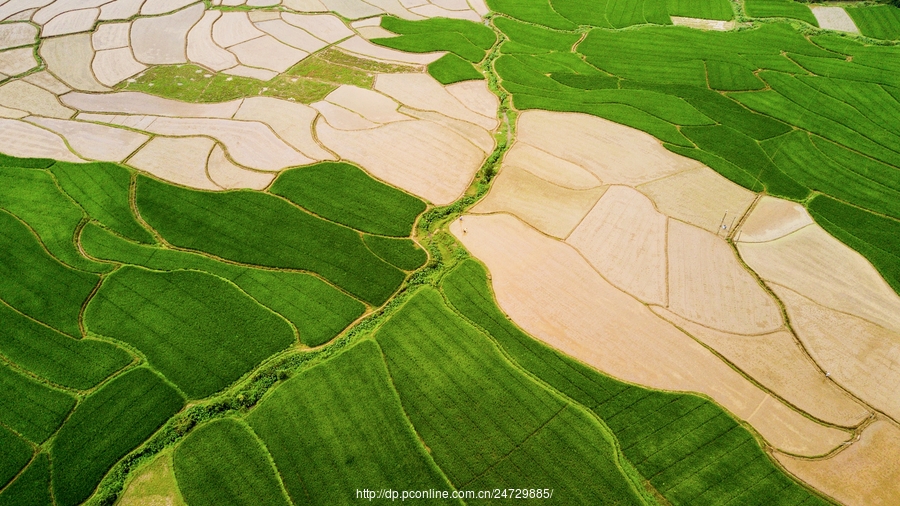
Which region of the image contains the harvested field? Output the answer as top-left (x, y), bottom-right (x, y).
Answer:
top-left (736, 195), bottom-right (813, 243)
top-left (206, 144), bottom-right (274, 190)
top-left (670, 17), bottom-right (735, 31)
top-left (221, 65), bottom-right (278, 81)
top-left (100, 0), bottom-right (145, 21)
top-left (450, 213), bottom-right (849, 456)
top-left (312, 100), bottom-right (379, 129)
top-left (0, 119), bottom-right (81, 161)
top-left (212, 11), bottom-right (264, 48)
top-left (142, 0), bottom-right (198, 15)
top-left (281, 12), bottom-right (353, 43)
top-left (92, 47), bottom-right (148, 86)
top-left (324, 85), bottom-right (409, 123)
top-left (187, 10), bottom-right (238, 71)
top-left (228, 35), bottom-right (308, 73)
top-left (131, 3), bottom-right (204, 65)
top-left (776, 420), bottom-right (900, 506)
top-left (40, 8), bottom-right (99, 37)
top-left (772, 285), bottom-right (900, 422)
top-left (399, 107), bottom-right (494, 152)
top-left (0, 104), bottom-right (27, 118)
top-left (445, 79), bottom-right (498, 119)
top-left (0, 80), bottom-right (74, 119)
top-left (40, 33), bottom-right (109, 91)
top-left (738, 224), bottom-right (900, 334)
top-left (118, 452), bottom-right (186, 506)
top-left (0, 47), bottom-right (37, 75)
top-left (668, 219), bottom-right (783, 334)
top-left (315, 117), bottom-right (484, 205)
top-left (23, 71), bottom-right (71, 94)
top-left (256, 19), bottom-right (329, 52)
top-left (24, 116), bottom-right (149, 161)
top-left (516, 111), bottom-right (702, 185)
top-left (473, 165), bottom-right (606, 238)
top-left (566, 186), bottom-right (667, 306)
top-left (637, 166), bottom-right (756, 234)
top-left (503, 142), bottom-right (601, 189)
top-left (234, 97), bottom-right (335, 160)
top-left (652, 306), bottom-right (870, 427)
top-left (62, 91), bottom-right (242, 117)
top-left (0, 22), bottom-right (37, 50)
top-left (91, 22), bottom-right (130, 50)
top-left (375, 73), bottom-right (498, 130)
top-left (810, 6), bottom-right (858, 33)
top-left (127, 135), bottom-right (218, 190)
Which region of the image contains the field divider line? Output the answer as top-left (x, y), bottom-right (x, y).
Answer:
top-left (0, 447), bottom-right (38, 497)
top-left (235, 417), bottom-right (298, 506)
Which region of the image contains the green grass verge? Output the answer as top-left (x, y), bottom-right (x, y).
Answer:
top-left (50, 162), bottom-right (154, 245)
top-left (376, 288), bottom-right (645, 503)
top-left (0, 453), bottom-right (50, 506)
top-left (84, 267), bottom-right (295, 399)
top-left (269, 162), bottom-right (426, 237)
top-left (248, 340), bottom-right (456, 505)
top-left (51, 367), bottom-right (184, 506)
top-left (744, 0), bottom-right (818, 25)
top-left (0, 364), bottom-right (74, 443)
top-left (174, 418), bottom-right (289, 506)
top-left (667, 0), bottom-right (733, 20)
top-left (846, 5), bottom-right (900, 40)
top-left (0, 167), bottom-right (110, 273)
top-left (0, 209), bottom-right (99, 337)
top-left (0, 300), bottom-right (130, 390)
top-left (363, 235), bottom-right (427, 271)
top-left (428, 53), bottom-right (485, 84)
top-left (440, 259), bottom-right (831, 505)
top-left (135, 175), bottom-right (405, 306)
top-left (0, 426), bottom-right (32, 489)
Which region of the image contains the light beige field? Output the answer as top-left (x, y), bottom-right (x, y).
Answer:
top-left (22, 71), bottom-right (71, 94)
top-left (26, 116), bottom-right (149, 161)
top-left (668, 219), bottom-right (783, 335)
top-left (652, 306), bottom-right (870, 427)
top-left (670, 16), bottom-right (735, 31)
top-left (33, 0), bottom-right (106, 25)
top-left (445, 80), bottom-right (497, 120)
top-left (0, 46), bottom-right (37, 76)
top-left (637, 166), bottom-right (756, 234)
top-left (92, 22), bottom-right (131, 50)
top-left (93, 47), bottom-right (148, 87)
top-left (567, 185), bottom-right (668, 306)
top-left (338, 35), bottom-right (442, 65)
top-left (0, 104), bottom-right (27, 118)
top-left (234, 97), bottom-right (336, 160)
top-left (142, 0), bottom-right (199, 16)
top-left (62, 91), bottom-right (241, 118)
top-left (772, 284), bottom-right (900, 422)
top-left (503, 142), bottom-right (601, 189)
top-left (0, 22), bottom-right (37, 50)
top-left (736, 196), bottom-right (813, 243)
top-left (41, 34), bottom-right (110, 91)
top-left (41, 7), bottom-right (99, 37)
top-left (516, 110), bottom-right (702, 185)
top-left (738, 224), bottom-right (900, 334)
top-left (206, 144), bottom-right (275, 190)
top-left (399, 107), bottom-right (494, 153)
top-left (324, 85), bottom-right (409, 124)
top-left (187, 11), bottom-right (239, 72)
top-left (0, 80), bottom-right (74, 119)
top-left (450, 212), bottom-right (850, 456)
top-left (473, 165), bottom-right (606, 238)
top-left (222, 65), bottom-right (277, 81)
top-left (375, 73), bottom-right (497, 130)
top-left (316, 116), bottom-right (483, 205)
top-left (212, 11), bottom-right (263, 48)
top-left (312, 101), bottom-right (380, 130)
top-left (131, 4), bottom-right (203, 65)
top-left (0, 118), bottom-right (82, 162)
top-left (777, 419), bottom-right (900, 506)
top-left (128, 136), bottom-right (219, 190)
top-left (811, 6), bottom-right (859, 33)
top-left (101, 0), bottom-right (144, 21)
top-left (255, 19), bottom-right (329, 52)
top-left (281, 12), bottom-right (353, 43)
top-left (228, 34), bottom-right (307, 73)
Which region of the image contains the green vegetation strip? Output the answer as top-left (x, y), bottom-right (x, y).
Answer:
top-left (84, 267), bottom-right (296, 399)
top-left (0, 453), bottom-right (51, 506)
top-left (0, 426), bottom-right (32, 490)
top-left (363, 235), bottom-right (428, 271)
top-left (846, 5), bottom-right (900, 40)
top-left (0, 364), bottom-right (74, 443)
top-left (743, 0), bottom-right (818, 26)
top-left (174, 419), bottom-right (289, 506)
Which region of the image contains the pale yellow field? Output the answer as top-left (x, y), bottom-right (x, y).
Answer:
top-left (128, 136), bottom-right (219, 190)
top-left (736, 196), bottom-right (813, 243)
top-left (502, 142), bottom-right (601, 190)
top-left (118, 451), bottom-right (186, 506)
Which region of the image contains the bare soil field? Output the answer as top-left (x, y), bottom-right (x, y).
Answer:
top-left (670, 16), bottom-right (735, 31)
top-left (736, 196), bottom-right (813, 243)
top-left (127, 135), bottom-right (219, 190)
top-left (0, 80), bottom-right (74, 118)
top-left (502, 142), bottom-right (602, 189)
top-left (375, 73), bottom-right (497, 130)
top-left (206, 144), bottom-right (275, 190)
top-left (25, 116), bottom-right (149, 161)
top-left (811, 6), bottom-right (859, 33)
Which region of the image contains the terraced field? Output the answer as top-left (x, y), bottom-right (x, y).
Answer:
top-left (1, 0), bottom-right (899, 505)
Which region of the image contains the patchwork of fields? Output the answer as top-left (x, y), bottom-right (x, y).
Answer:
top-left (2, 0), bottom-right (900, 504)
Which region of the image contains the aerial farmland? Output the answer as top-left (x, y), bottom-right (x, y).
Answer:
top-left (0, 0), bottom-right (899, 504)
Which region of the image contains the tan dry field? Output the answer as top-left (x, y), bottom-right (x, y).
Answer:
top-left (61, 91), bottom-right (242, 118)
top-left (33, 0), bottom-right (106, 25)
top-left (738, 224), bottom-right (900, 334)
top-left (212, 11), bottom-right (263, 48)
top-left (187, 11), bottom-right (240, 72)
top-left (101, 0), bottom-right (145, 21)
top-left (280, 12), bottom-right (353, 43)
top-left (22, 71), bottom-right (71, 94)
top-left (375, 73), bottom-right (498, 131)
top-left (450, 212), bottom-right (851, 456)
top-left (142, 0), bottom-right (198, 16)
top-left (25, 116), bottom-right (149, 161)
top-left (118, 451), bottom-right (186, 506)
top-left (234, 97), bottom-right (336, 160)
top-left (93, 47), bottom-right (148, 87)
top-left (636, 166), bottom-right (756, 234)
top-left (356, 25), bottom-right (397, 39)
top-left (503, 142), bottom-right (601, 190)
top-left (0, 46), bottom-right (37, 76)
top-left (0, 118), bottom-right (82, 162)
top-left (131, 4), bottom-right (204, 65)
top-left (316, 116), bottom-right (483, 205)
top-left (409, 3), bottom-right (481, 21)
top-left (0, 104), bottom-right (27, 118)
top-left (811, 6), bottom-right (859, 33)
top-left (0, 80), bottom-right (74, 119)
top-left (776, 419), bottom-right (900, 506)
top-left (41, 7), bottom-right (99, 37)
top-left (40, 34), bottom-right (110, 91)
top-left (324, 85), bottom-right (410, 124)
top-left (772, 284), bottom-right (900, 422)
top-left (0, 22), bottom-right (37, 50)
top-left (399, 107), bottom-right (494, 153)
top-left (127, 135), bottom-right (219, 190)
top-left (472, 165), bottom-right (606, 238)
top-left (92, 22), bottom-right (131, 50)
top-left (228, 34), bottom-right (307, 73)
top-left (312, 100), bottom-right (380, 129)
top-left (255, 19), bottom-right (329, 52)
top-left (651, 306), bottom-right (870, 427)
top-left (670, 16), bottom-right (735, 31)
top-left (566, 185), bottom-right (668, 306)
top-left (736, 195), bottom-right (813, 243)
top-left (516, 110), bottom-right (702, 186)
top-left (445, 79), bottom-right (498, 120)
top-left (206, 144), bottom-right (275, 190)
top-left (668, 219), bottom-right (783, 335)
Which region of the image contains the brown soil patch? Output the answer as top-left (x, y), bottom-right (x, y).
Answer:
top-left (516, 110), bottom-right (701, 186)
top-left (776, 419), bottom-right (900, 506)
top-left (668, 219), bottom-right (783, 334)
top-left (567, 186), bottom-right (668, 305)
top-left (772, 284), bottom-right (900, 422)
top-left (26, 116), bottom-right (149, 161)
top-left (472, 165), bottom-right (606, 238)
top-left (450, 212), bottom-right (850, 456)
top-left (652, 306), bottom-right (870, 427)
top-left (316, 116), bottom-right (483, 205)
top-left (736, 195), bottom-right (813, 243)
top-left (737, 224), bottom-right (900, 334)
top-left (127, 135), bottom-right (219, 190)
top-left (503, 142), bottom-right (601, 190)
top-left (637, 166), bottom-right (756, 234)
